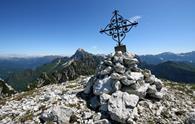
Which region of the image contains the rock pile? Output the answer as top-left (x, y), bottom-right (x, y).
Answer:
top-left (84, 51), bottom-right (166, 123)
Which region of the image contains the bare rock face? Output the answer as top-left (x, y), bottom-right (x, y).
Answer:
top-left (83, 77), bottom-right (94, 94)
top-left (193, 91), bottom-right (195, 97)
top-left (83, 51), bottom-right (168, 123)
top-left (108, 91), bottom-right (139, 123)
top-left (94, 119), bottom-right (110, 124)
top-left (40, 106), bottom-right (74, 124)
top-left (185, 112), bottom-right (195, 124)
top-left (93, 76), bottom-right (118, 95)
top-left (129, 72), bottom-right (144, 81)
top-left (0, 80), bottom-right (16, 97)
top-left (114, 63), bottom-right (126, 74)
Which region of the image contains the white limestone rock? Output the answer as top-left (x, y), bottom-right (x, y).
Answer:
top-left (93, 77), bottom-right (116, 95)
top-left (193, 91), bottom-right (195, 97)
top-left (130, 64), bottom-right (141, 72)
top-left (127, 119), bottom-right (136, 124)
top-left (84, 77), bottom-right (96, 94)
top-left (110, 72), bottom-right (125, 80)
top-left (93, 112), bottom-right (102, 121)
top-left (87, 119), bottom-right (94, 123)
top-left (99, 93), bottom-right (111, 112)
top-left (82, 111), bottom-right (93, 120)
top-left (112, 80), bottom-right (121, 91)
top-left (147, 86), bottom-right (166, 100)
top-left (100, 66), bottom-right (112, 76)
top-left (129, 72), bottom-right (144, 81)
top-left (113, 56), bottom-right (124, 64)
top-left (122, 83), bottom-right (150, 99)
top-left (124, 52), bottom-right (135, 60)
top-left (104, 60), bottom-right (113, 66)
top-left (156, 106), bottom-right (164, 116)
top-left (150, 92), bottom-right (164, 100)
top-left (154, 78), bottom-right (163, 91)
top-left (123, 58), bottom-right (139, 67)
top-left (145, 75), bottom-right (156, 84)
top-left (143, 69), bottom-right (151, 78)
top-left (40, 106), bottom-right (74, 124)
top-left (53, 88), bottom-right (63, 95)
top-left (136, 83), bottom-right (150, 98)
top-left (115, 51), bottom-right (123, 57)
top-left (147, 85), bottom-right (157, 94)
top-left (121, 78), bottom-right (136, 86)
top-left (185, 112), bottom-right (195, 124)
top-left (130, 107), bottom-right (139, 120)
top-left (33, 105), bottom-right (39, 112)
top-left (94, 119), bottom-right (110, 124)
top-left (123, 93), bottom-right (139, 108)
top-left (39, 94), bottom-right (50, 101)
top-left (0, 87), bottom-right (2, 95)
top-left (108, 91), bottom-right (139, 123)
top-left (124, 70), bottom-right (132, 79)
top-left (114, 63), bottom-right (126, 74)
top-left (100, 93), bottom-right (111, 104)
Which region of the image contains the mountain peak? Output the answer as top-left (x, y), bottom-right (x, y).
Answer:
top-left (71, 48), bottom-right (91, 60)
top-left (158, 52), bottom-right (175, 56)
top-left (76, 48), bottom-right (85, 52)
top-left (74, 48), bottom-right (88, 55)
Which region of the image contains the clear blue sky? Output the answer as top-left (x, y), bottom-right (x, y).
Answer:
top-left (0, 0), bottom-right (194, 56)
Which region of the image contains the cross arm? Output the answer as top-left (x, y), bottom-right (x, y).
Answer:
top-left (100, 22), bottom-right (138, 33)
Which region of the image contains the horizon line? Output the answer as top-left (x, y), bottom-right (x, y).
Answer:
top-left (0, 50), bottom-right (195, 58)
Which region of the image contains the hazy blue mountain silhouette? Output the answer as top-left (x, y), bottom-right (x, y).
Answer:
top-left (140, 61), bottom-right (195, 84)
top-left (0, 56), bottom-right (61, 79)
top-left (139, 51), bottom-right (195, 65)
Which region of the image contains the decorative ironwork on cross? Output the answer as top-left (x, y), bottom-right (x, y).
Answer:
top-left (100, 10), bottom-right (138, 52)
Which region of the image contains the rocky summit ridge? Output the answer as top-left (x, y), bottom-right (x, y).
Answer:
top-left (0, 51), bottom-right (194, 124)
top-left (0, 79), bottom-right (15, 98)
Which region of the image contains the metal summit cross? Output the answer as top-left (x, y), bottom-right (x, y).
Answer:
top-left (100, 10), bottom-right (138, 53)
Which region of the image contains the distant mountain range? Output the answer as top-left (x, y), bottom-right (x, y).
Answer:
top-left (139, 51), bottom-right (195, 65)
top-left (1, 50), bottom-right (195, 91)
top-left (139, 51), bottom-right (195, 84)
top-left (0, 56), bottom-right (61, 79)
top-left (5, 49), bottom-right (103, 91)
top-left (140, 61), bottom-right (195, 84)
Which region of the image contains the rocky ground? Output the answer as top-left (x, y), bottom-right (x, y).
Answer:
top-left (136, 80), bottom-right (195, 124)
top-left (0, 51), bottom-right (194, 124)
top-left (0, 77), bottom-right (194, 124)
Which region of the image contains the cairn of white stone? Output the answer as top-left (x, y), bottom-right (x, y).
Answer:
top-left (84, 51), bottom-right (166, 123)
